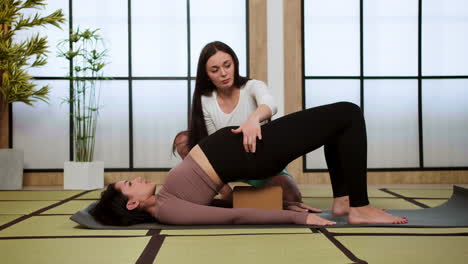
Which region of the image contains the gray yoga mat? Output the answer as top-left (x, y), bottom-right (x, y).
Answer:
top-left (70, 186), bottom-right (468, 230)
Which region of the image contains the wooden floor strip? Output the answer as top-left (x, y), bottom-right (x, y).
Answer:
top-left (319, 228), bottom-right (368, 264)
top-left (136, 233), bottom-right (165, 264)
top-left (380, 189), bottom-right (430, 208)
top-left (310, 227), bottom-right (319, 233)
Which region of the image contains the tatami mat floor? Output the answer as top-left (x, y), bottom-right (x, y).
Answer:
top-left (1, 184), bottom-right (468, 264)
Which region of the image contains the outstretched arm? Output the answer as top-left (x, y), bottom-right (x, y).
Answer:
top-left (156, 195), bottom-right (308, 225)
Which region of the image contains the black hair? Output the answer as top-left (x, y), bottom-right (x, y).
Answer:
top-left (90, 183), bottom-right (156, 226)
top-left (187, 41), bottom-right (249, 150)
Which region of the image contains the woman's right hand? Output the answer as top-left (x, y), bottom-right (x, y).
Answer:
top-left (306, 214), bottom-right (336, 226)
top-left (231, 117), bottom-right (262, 153)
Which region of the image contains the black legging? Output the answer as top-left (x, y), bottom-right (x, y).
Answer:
top-left (199, 102), bottom-right (369, 207)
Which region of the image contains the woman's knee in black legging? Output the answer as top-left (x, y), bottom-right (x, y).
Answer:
top-left (334, 102), bottom-right (366, 138)
top-left (334, 101), bottom-right (363, 120)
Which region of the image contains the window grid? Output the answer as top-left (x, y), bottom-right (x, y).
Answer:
top-left (302, 0), bottom-right (468, 172)
top-left (15, 0), bottom-right (249, 172)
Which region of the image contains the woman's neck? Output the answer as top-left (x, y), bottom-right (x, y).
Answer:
top-left (216, 85), bottom-right (239, 99)
top-left (141, 195), bottom-right (158, 215)
top-left (216, 87), bottom-right (240, 114)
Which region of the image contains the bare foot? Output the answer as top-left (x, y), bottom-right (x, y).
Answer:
top-left (348, 205), bottom-right (408, 224)
top-left (332, 196), bottom-right (350, 216)
top-left (306, 214), bottom-right (336, 226)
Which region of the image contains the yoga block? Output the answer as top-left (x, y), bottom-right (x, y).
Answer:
top-left (233, 186), bottom-right (282, 210)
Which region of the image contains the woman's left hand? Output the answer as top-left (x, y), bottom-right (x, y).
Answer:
top-left (284, 201), bottom-right (322, 213)
top-left (231, 118), bottom-right (262, 153)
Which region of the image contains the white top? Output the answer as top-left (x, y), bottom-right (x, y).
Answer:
top-left (201, 80), bottom-right (278, 135)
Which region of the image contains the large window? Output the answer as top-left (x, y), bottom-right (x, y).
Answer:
top-left (13, 0), bottom-right (248, 171)
top-left (303, 0), bottom-right (468, 171)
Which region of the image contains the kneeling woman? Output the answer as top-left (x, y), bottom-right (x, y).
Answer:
top-left (91, 102), bottom-right (407, 226)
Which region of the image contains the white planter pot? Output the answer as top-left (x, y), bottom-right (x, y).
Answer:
top-left (64, 161), bottom-right (104, 190)
top-left (0, 149), bottom-right (24, 190)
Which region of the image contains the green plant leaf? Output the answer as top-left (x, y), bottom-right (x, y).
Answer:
top-left (0, 0), bottom-right (65, 106)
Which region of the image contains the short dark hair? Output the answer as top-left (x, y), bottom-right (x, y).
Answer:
top-left (172, 130), bottom-right (189, 157)
top-left (90, 183), bottom-right (156, 226)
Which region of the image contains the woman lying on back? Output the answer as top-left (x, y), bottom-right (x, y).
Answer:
top-left (91, 102), bottom-right (408, 226)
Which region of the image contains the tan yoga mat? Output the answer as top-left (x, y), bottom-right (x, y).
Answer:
top-left (0, 190), bottom-right (82, 201)
top-left (0, 201), bottom-right (57, 215)
top-left (0, 215), bottom-right (22, 226)
top-left (161, 228), bottom-right (313, 236)
top-left (337, 236), bottom-right (468, 264)
top-left (75, 190), bottom-right (102, 200)
top-left (0, 215), bottom-right (147, 238)
top-left (40, 200), bottom-right (97, 215)
top-left (1, 237), bottom-right (150, 264)
top-left (155, 234), bottom-right (349, 264)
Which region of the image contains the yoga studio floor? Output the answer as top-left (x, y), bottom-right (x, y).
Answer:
top-left (1, 184), bottom-right (468, 264)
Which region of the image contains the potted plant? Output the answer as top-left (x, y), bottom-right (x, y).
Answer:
top-left (0, 0), bottom-right (65, 189)
top-left (58, 28), bottom-right (108, 190)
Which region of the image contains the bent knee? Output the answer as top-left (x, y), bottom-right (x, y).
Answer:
top-left (336, 101), bottom-right (361, 113)
top-left (335, 102), bottom-right (363, 121)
